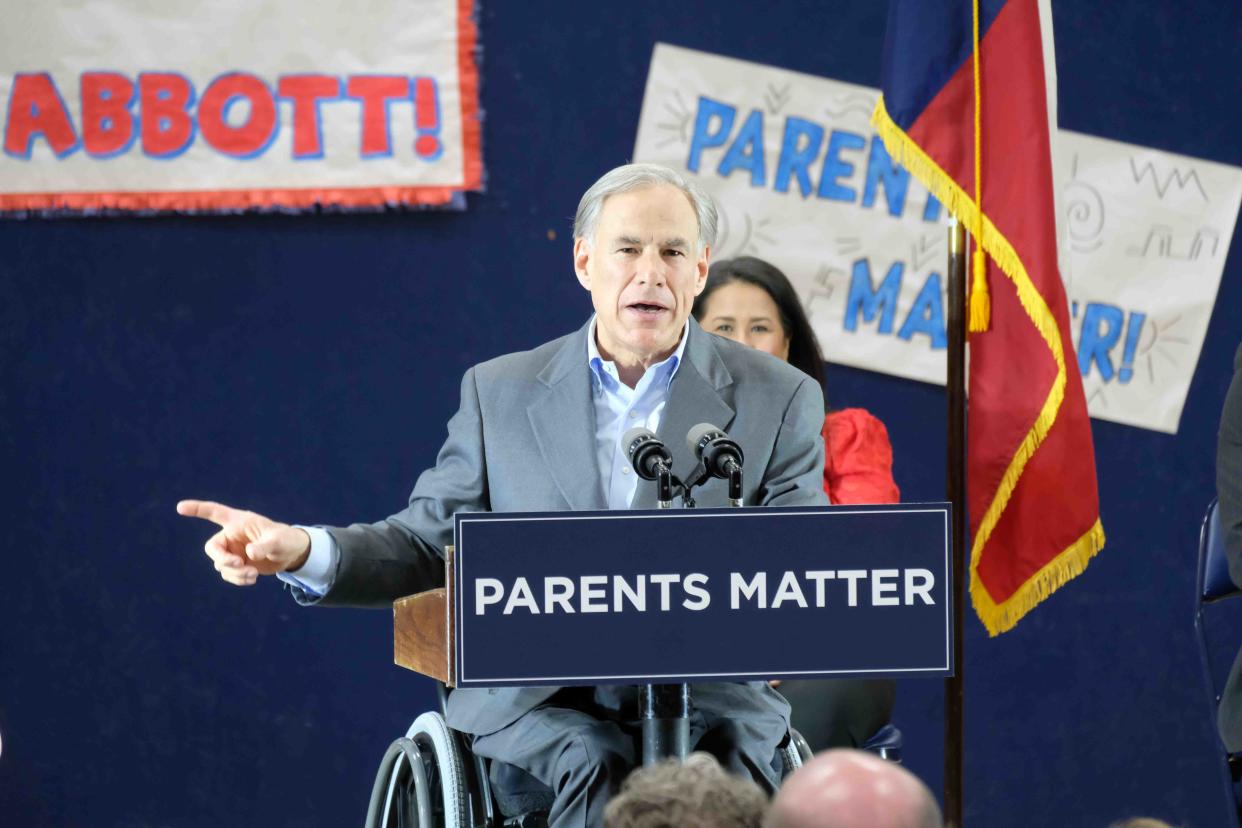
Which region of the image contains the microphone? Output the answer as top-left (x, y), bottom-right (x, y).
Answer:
top-left (623, 426), bottom-right (673, 480)
top-left (686, 423), bottom-right (744, 479)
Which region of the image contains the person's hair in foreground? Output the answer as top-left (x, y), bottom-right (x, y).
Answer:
top-left (603, 752), bottom-right (768, 828)
top-left (1108, 819), bottom-right (1178, 828)
top-left (692, 256), bottom-right (828, 405)
top-left (764, 749), bottom-right (941, 828)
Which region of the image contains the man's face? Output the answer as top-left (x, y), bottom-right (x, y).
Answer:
top-left (574, 184), bottom-right (710, 368)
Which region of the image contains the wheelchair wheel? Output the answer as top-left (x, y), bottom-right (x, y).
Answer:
top-left (365, 712), bottom-right (470, 827)
top-left (777, 728), bottom-right (811, 779)
top-left (408, 712), bottom-right (469, 825)
top-left (791, 729), bottom-right (814, 764)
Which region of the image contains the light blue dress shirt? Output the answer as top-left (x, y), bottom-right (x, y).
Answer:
top-left (280, 318), bottom-right (689, 597)
top-left (587, 317), bottom-right (686, 510)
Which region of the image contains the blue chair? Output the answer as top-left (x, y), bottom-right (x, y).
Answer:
top-left (861, 722), bottom-right (903, 763)
top-left (1196, 498), bottom-right (1242, 828)
top-left (784, 720), bottom-right (902, 764)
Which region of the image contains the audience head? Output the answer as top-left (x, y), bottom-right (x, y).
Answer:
top-left (765, 749), bottom-right (941, 828)
top-left (1108, 820), bottom-right (1177, 828)
top-left (692, 256), bottom-right (827, 404)
top-left (603, 752), bottom-right (768, 828)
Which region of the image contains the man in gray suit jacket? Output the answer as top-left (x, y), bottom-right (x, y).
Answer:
top-left (1217, 343), bottom-right (1242, 752)
top-left (179, 164), bottom-right (828, 827)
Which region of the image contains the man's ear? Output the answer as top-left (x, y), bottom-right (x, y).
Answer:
top-left (573, 237), bottom-right (591, 290)
top-left (693, 244), bottom-right (711, 296)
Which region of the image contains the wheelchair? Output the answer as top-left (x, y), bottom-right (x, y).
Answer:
top-left (363, 683), bottom-right (902, 827)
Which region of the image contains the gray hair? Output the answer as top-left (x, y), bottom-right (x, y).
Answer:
top-left (573, 163), bottom-right (719, 252)
top-left (603, 753), bottom-right (767, 828)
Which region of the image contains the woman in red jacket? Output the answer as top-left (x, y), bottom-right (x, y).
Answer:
top-left (692, 255), bottom-right (898, 749)
top-left (692, 256), bottom-right (899, 504)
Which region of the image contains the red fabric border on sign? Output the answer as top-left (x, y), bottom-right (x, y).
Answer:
top-left (455, 0), bottom-right (483, 193)
top-left (0, 185), bottom-right (465, 212)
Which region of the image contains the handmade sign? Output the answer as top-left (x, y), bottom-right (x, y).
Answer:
top-left (0, 0), bottom-right (482, 212)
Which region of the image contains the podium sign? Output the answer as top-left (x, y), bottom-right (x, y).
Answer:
top-left (451, 504), bottom-right (952, 688)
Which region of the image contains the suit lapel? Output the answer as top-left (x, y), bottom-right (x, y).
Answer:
top-left (527, 322), bottom-right (607, 511)
top-left (634, 321), bottom-right (735, 509)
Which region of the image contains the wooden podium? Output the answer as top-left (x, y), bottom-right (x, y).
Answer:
top-left (393, 551), bottom-right (456, 685)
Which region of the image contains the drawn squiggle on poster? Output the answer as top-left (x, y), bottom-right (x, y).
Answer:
top-left (823, 91), bottom-right (876, 123)
top-left (805, 264), bottom-right (846, 328)
top-left (655, 90), bottom-right (694, 150)
top-left (1129, 157), bottom-right (1209, 202)
top-left (910, 231), bottom-right (943, 270)
top-left (1136, 312), bottom-right (1189, 385)
top-left (713, 206), bottom-right (776, 259)
top-left (1126, 224), bottom-right (1221, 260)
top-left (1065, 154), bottom-right (1105, 257)
top-left (764, 82), bottom-right (791, 114)
top-left (836, 236), bottom-right (862, 256)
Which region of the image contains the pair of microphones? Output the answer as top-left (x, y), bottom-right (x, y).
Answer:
top-left (623, 423), bottom-right (744, 507)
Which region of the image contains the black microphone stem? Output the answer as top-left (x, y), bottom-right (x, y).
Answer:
top-left (642, 464), bottom-right (689, 765)
top-left (656, 468), bottom-right (673, 509)
top-left (727, 464), bottom-right (743, 507)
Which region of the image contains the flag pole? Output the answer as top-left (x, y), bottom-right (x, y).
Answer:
top-left (944, 216), bottom-right (968, 827)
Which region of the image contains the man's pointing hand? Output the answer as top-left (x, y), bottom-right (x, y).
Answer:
top-left (177, 499), bottom-right (311, 586)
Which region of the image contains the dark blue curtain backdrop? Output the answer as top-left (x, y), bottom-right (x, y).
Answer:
top-left (2, 3), bottom-right (1239, 825)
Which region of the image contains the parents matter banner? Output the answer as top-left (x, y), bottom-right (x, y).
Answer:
top-left (0, 0), bottom-right (482, 214)
top-left (634, 44), bottom-right (1241, 434)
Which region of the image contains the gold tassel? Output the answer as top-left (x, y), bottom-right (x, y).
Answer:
top-left (968, 0), bottom-right (989, 334)
top-left (969, 248), bottom-right (990, 332)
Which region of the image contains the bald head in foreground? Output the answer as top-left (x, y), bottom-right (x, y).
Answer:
top-left (765, 750), bottom-right (941, 828)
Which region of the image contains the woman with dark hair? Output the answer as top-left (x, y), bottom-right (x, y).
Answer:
top-left (692, 255), bottom-right (900, 752)
top-left (692, 255), bottom-right (899, 506)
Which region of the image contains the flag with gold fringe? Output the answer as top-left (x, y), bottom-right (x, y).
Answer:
top-left (873, 0), bottom-right (1105, 635)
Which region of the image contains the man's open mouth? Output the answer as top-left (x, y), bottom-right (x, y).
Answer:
top-left (627, 302), bottom-right (667, 314)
